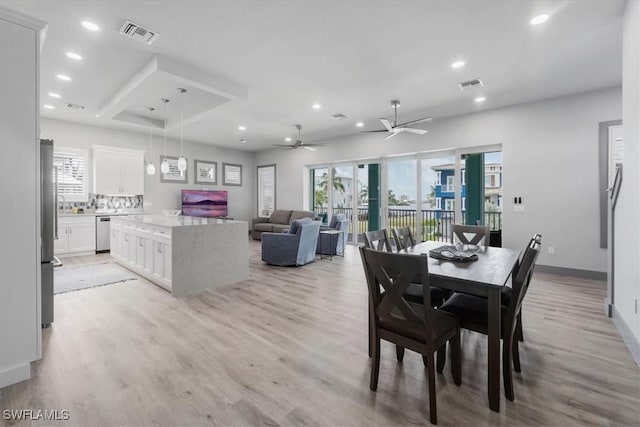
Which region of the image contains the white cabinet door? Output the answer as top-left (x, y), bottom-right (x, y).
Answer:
top-left (143, 237), bottom-right (154, 274)
top-left (121, 152), bottom-right (144, 195)
top-left (110, 228), bottom-right (121, 259)
top-left (152, 240), bottom-right (164, 280)
top-left (135, 235), bottom-right (146, 270)
top-left (94, 150), bottom-right (121, 195)
top-left (122, 231), bottom-right (133, 262)
top-left (68, 222), bottom-right (95, 253)
top-left (162, 242), bottom-right (172, 284)
top-left (54, 228), bottom-right (69, 254)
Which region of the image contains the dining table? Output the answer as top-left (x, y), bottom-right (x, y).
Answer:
top-left (403, 241), bottom-right (521, 412)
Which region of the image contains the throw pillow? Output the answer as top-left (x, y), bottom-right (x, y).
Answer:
top-left (269, 210), bottom-right (292, 224)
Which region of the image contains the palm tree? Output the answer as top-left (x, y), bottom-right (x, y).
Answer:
top-left (359, 186), bottom-right (369, 204)
top-left (318, 169), bottom-right (345, 194)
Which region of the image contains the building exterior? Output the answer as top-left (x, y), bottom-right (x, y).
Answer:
top-left (431, 162), bottom-right (503, 216)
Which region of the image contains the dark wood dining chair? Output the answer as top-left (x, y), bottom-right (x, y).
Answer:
top-left (392, 226), bottom-right (415, 250)
top-left (359, 247), bottom-right (461, 425)
top-left (439, 238), bottom-right (541, 401)
top-left (451, 224), bottom-right (490, 246)
top-left (502, 233), bottom-right (542, 342)
top-left (362, 229), bottom-right (393, 252)
top-left (362, 229), bottom-right (446, 357)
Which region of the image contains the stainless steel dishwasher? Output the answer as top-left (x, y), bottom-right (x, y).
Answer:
top-left (96, 216), bottom-right (111, 252)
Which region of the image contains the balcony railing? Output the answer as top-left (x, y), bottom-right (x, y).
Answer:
top-left (314, 207), bottom-right (502, 243)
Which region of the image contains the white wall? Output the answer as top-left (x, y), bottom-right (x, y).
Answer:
top-left (41, 118), bottom-right (255, 222)
top-left (614, 0), bottom-right (640, 343)
top-left (255, 87), bottom-right (622, 273)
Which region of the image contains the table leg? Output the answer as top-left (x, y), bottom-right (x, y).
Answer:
top-left (487, 287), bottom-right (501, 412)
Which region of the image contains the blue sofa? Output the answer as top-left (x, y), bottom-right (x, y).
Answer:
top-left (317, 214), bottom-right (349, 255)
top-left (261, 219), bottom-right (321, 266)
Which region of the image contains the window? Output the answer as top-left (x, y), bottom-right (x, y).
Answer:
top-left (444, 175), bottom-right (455, 192)
top-left (54, 148), bottom-right (88, 201)
top-left (257, 164), bottom-right (276, 217)
top-left (436, 197), bottom-right (441, 210)
top-left (445, 199), bottom-right (455, 211)
top-left (461, 169), bottom-right (466, 185)
top-left (462, 197), bottom-right (466, 211)
top-left (435, 171), bottom-right (442, 185)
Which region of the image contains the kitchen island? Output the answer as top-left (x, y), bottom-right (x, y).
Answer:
top-left (110, 215), bottom-right (248, 296)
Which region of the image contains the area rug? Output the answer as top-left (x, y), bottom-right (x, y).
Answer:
top-left (54, 262), bottom-right (136, 294)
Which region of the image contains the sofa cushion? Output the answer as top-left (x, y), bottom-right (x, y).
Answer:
top-left (288, 217), bottom-right (312, 234)
top-left (269, 210), bottom-right (292, 224)
top-left (289, 210), bottom-right (314, 224)
top-left (253, 223), bottom-right (275, 233)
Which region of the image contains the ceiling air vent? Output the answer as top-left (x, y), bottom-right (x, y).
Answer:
top-left (458, 78), bottom-right (484, 91)
top-left (65, 103), bottom-right (86, 111)
top-left (119, 20), bottom-right (159, 45)
top-left (331, 113), bottom-right (349, 120)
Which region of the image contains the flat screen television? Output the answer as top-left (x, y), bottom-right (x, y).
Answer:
top-left (181, 190), bottom-right (228, 218)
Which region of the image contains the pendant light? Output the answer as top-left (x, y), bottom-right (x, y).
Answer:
top-left (177, 88), bottom-right (187, 173)
top-left (146, 107), bottom-right (156, 175)
top-left (160, 98), bottom-right (170, 174)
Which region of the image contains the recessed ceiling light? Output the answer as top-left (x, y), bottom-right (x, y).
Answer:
top-left (530, 14), bottom-right (549, 25)
top-left (81, 21), bottom-right (100, 31)
top-left (238, 125), bottom-right (246, 131)
top-left (239, 139), bottom-right (247, 144)
top-left (284, 137), bottom-right (292, 142)
top-left (43, 105), bottom-right (55, 110)
top-left (56, 74), bottom-right (71, 81)
top-left (312, 103), bottom-right (322, 110)
top-left (474, 96), bottom-right (486, 103)
top-left (356, 122), bottom-right (364, 127)
top-left (65, 52), bottom-right (83, 61)
top-left (451, 61), bottom-right (465, 69)
top-left (95, 114), bottom-right (100, 118)
top-left (48, 92), bottom-right (61, 98)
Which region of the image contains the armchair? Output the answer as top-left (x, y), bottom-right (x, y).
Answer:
top-left (261, 219), bottom-right (321, 266)
top-left (317, 214), bottom-right (349, 255)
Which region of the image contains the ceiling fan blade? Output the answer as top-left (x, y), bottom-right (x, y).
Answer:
top-left (272, 144), bottom-right (295, 147)
top-left (396, 127), bottom-right (428, 135)
top-left (302, 143), bottom-right (327, 147)
top-left (302, 146), bottom-right (317, 152)
top-left (380, 118), bottom-right (393, 132)
top-left (361, 130), bottom-right (389, 133)
top-left (396, 117), bottom-right (432, 127)
top-left (384, 131), bottom-right (400, 141)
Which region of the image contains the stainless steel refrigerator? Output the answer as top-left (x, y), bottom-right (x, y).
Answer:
top-left (41, 139), bottom-right (59, 327)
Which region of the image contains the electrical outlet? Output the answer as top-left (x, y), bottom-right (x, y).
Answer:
top-left (548, 247), bottom-right (555, 255)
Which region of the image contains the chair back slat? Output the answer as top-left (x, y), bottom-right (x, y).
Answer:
top-left (362, 229), bottom-right (393, 252)
top-left (451, 224), bottom-right (490, 246)
top-left (392, 227), bottom-right (415, 251)
top-left (359, 247), bottom-right (432, 329)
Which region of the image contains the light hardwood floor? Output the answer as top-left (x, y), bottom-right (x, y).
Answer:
top-left (1, 242), bottom-right (639, 426)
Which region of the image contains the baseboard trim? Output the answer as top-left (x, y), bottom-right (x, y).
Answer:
top-left (0, 363), bottom-right (31, 389)
top-left (611, 305), bottom-right (640, 367)
top-left (536, 264), bottom-right (607, 281)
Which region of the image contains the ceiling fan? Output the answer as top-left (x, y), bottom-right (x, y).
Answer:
top-left (365, 100), bottom-right (432, 140)
top-left (272, 124), bottom-right (327, 151)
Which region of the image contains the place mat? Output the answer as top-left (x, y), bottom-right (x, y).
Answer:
top-left (54, 262), bottom-right (136, 294)
top-left (428, 245), bottom-right (479, 262)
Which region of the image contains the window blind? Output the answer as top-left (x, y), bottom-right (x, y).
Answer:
top-left (53, 148), bottom-right (88, 200)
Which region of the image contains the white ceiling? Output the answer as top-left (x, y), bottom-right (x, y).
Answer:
top-left (4, 0), bottom-right (625, 152)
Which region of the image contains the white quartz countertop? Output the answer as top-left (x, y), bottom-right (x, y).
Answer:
top-left (60, 213), bottom-right (96, 217)
top-left (115, 215), bottom-right (245, 228)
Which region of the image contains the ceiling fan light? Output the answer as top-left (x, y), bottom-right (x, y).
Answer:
top-left (147, 162), bottom-right (156, 175)
top-left (177, 156), bottom-right (187, 172)
top-left (160, 158), bottom-right (170, 174)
